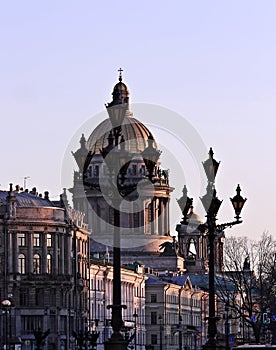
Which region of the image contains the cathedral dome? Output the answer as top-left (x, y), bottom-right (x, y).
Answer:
top-left (87, 116), bottom-right (157, 154)
top-left (87, 69), bottom-right (158, 154)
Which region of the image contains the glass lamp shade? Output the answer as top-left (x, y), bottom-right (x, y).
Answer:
top-left (107, 103), bottom-right (128, 129)
top-left (202, 148), bottom-right (220, 183)
top-left (100, 130), bottom-right (116, 172)
top-left (230, 184), bottom-right (247, 218)
top-left (100, 133), bottom-right (131, 180)
top-left (200, 186), bottom-right (222, 217)
top-left (72, 134), bottom-right (93, 174)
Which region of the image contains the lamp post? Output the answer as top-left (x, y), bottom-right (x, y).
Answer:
top-left (99, 127), bottom-right (129, 350)
top-left (2, 299), bottom-right (11, 350)
top-left (178, 315), bottom-right (183, 350)
top-left (199, 148), bottom-right (247, 350)
top-left (133, 312), bottom-right (138, 350)
top-left (82, 74), bottom-right (161, 349)
top-left (87, 103), bottom-right (144, 350)
top-left (225, 302), bottom-right (230, 350)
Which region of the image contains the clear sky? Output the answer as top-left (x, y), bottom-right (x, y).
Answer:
top-left (0, 1), bottom-right (275, 240)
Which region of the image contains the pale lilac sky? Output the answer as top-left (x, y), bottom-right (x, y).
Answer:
top-left (1, 1), bottom-right (276, 240)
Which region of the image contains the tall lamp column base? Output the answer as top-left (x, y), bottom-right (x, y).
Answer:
top-left (104, 332), bottom-right (128, 350)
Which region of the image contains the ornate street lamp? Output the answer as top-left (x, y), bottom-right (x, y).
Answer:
top-left (199, 148), bottom-right (247, 350)
top-left (83, 70), bottom-right (161, 350)
top-left (100, 143), bottom-right (128, 350)
top-left (72, 133), bottom-right (94, 179)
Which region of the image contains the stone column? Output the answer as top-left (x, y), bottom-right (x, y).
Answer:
top-left (29, 231), bottom-right (33, 274)
top-left (42, 231), bottom-right (47, 274)
top-left (54, 232), bottom-right (59, 275)
top-left (60, 231), bottom-right (65, 274)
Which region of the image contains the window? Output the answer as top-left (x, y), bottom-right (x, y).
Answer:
top-left (132, 164), bottom-right (137, 175)
top-left (47, 254), bottom-right (52, 274)
top-left (18, 233), bottom-right (26, 246)
top-left (21, 316), bottom-right (42, 333)
top-left (19, 289), bottom-right (28, 306)
top-left (151, 334), bottom-right (158, 345)
top-left (151, 312), bottom-right (157, 325)
top-left (47, 233), bottom-right (52, 247)
top-left (151, 294), bottom-right (157, 303)
top-left (35, 288), bottom-right (44, 306)
top-left (187, 238), bottom-right (197, 259)
top-left (94, 165), bottom-right (99, 176)
top-left (50, 288), bottom-right (56, 306)
top-left (18, 254), bottom-right (26, 274)
top-left (33, 254), bottom-right (41, 274)
top-left (60, 316), bottom-right (67, 334)
top-left (33, 233), bottom-right (40, 247)
top-left (50, 315), bottom-right (57, 333)
top-left (140, 165), bottom-right (146, 175)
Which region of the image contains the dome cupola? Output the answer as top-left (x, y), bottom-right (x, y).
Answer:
top-left (106, 68), bottom-right (129, 108)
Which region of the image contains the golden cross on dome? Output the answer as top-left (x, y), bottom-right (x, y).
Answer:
top-left (118, 67), bottom-right (123, 82)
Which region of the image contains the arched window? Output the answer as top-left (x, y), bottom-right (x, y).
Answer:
top-left (33, 254), bottom-right (41, 274)
top-left (94, 165), bottom-right (99, 176)
top-left (18, 254), bottom-right (26, 274)
top-left (47, 254), bottom-right (52, 274)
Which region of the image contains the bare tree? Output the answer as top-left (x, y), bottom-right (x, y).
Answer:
top-left (217, 232), bottom-right (276, 344)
